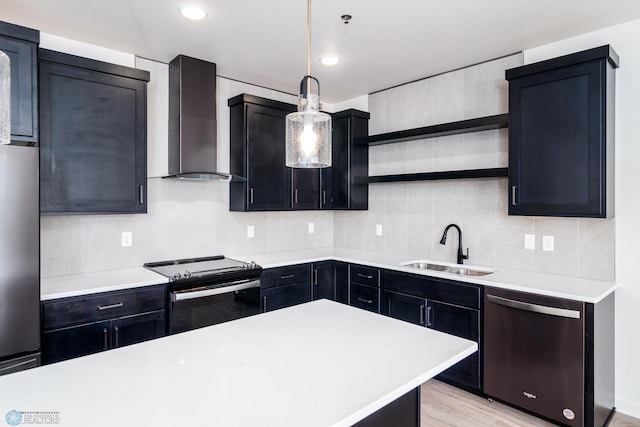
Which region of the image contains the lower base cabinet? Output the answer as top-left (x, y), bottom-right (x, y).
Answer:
top-left (353, 387), bottom-right (419, 427)
top-left (42, 286), bottom-right (166, 364)
top-left (381, 270), bottom-right (481, 393)
top-left (260, 264), bottom-right (311, 312)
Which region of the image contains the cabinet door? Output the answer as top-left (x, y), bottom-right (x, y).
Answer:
top-left (42, 321), bottom-right (111, 364)
top-left (334, 261), bottom-right (349, 304)
top-left (111, 310), bottom-right (166, 348)
top-left (292, 168), bottom-right (320, 210)
top-left (312, 261), bottom-right (334, 300)
top-left (261, 282), bottom-right (311, 312)
top-left (246, 103), bottom-right (291, 211)
top-left (350, 283), bottom-right (380, 313)
top-left (0, 34), bottom-right (37, 143)
top-left (428, 300), bottom-right (480, 390)
top-left (508, 59), bottom-right (610, 217)
top-left (381, 291), bottom-right (426, 326)
top-left (39, 57), bottom-right (147, 214)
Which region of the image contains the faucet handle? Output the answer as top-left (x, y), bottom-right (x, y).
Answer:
top-left (463, 248), bottom-right (469, 260)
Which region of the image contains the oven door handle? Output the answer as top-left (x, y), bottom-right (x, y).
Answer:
top-left (171, 279), bottom-right (260, 302)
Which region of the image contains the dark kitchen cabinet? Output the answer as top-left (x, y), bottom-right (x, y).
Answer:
top-left (42, 285), bottom-right (166, 364)
top-left (311, 261), bottom-right (349, 303)
top-left (381, 270), bottom-right (481, 392)
top-left (349, 264), bottom-right (380, 313)
top-left (260, 264), bottom-right (311, 312)
top-left (0, 21), bottom-right (39, 145)
top-left (292, 168), bottom-right (320, 210)
top-left (38, 48), bottom-right (149, 214)
top-left (229, 94), bottom-right (296, 211)
top-left (322, 110), bottom-right (370, 209)
top-left (506, 45), bottom-right (618, 218)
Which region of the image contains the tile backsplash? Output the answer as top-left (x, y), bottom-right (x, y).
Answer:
top-left (41, 54), bottom-right (615, 282)
top-left (335, 53), bottom-right (615, 281)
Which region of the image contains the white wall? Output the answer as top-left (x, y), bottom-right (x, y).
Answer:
top-left (524, 18), bottom-right (640, 418)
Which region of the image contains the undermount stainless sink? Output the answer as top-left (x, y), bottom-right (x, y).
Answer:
top-left (400, 261), bottom-right (494, 277)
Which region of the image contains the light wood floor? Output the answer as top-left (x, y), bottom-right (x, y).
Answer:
top-left (421, 380), bottom-right (640, 427)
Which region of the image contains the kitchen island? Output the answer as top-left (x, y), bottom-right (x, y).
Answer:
top-left (0, 299), bottom-right (476, 427)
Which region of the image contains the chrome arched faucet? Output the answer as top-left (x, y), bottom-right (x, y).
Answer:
top-left (439, 224), bottom-right (469, 265)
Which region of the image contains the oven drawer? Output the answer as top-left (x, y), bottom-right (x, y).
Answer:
top-left (261, 264), bottom-right (311, 289)
top-left (43, 286), bottom-right (165, 330)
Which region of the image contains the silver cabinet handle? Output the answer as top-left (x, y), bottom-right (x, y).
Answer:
top-left (103, 328), bottom-right (109, 350)
top-left (322, 190), bottom-right (326, 206)
top-left (262, 295), bottom-right (267, 313)
top-left (511, 185), bottom-right (517, 206)
top-left (280, 274), bottom-right (295, 280)
top-left (357, 273), bottom-right (373, 279)
top-left (487, 294), bottom-right (581, 319)
top-left (426, 305), bottom-right (432, 327)
top-left (114, 326), bottom-right (119, 347)
top-left (139, 184), bottom-right (144, 204)
top-left (420, 304), bottom-right (425, 326)
top-left (357, 297), bottom-right (373, 304)
top-left (313, 269), bottom-right (318, 285)
top-left (294, 189), bottom-right (298, 204)
top-left (98, 302), bottom-right (124, 311)
top-left (250, 188), bottom-right (254, 204)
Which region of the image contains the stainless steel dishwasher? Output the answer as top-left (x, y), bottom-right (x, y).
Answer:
top-left (483, 287), bottom-right (585, 426)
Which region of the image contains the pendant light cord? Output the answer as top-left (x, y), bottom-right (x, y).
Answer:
top-left (306, 0), bottom-right (311, 93)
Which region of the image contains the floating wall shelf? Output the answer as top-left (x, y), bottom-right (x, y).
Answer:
top-left (356, 113), bottom-right (510, 184)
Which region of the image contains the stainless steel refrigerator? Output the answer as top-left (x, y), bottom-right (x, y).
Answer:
top-left (0, 144), bottom-right (40, 375)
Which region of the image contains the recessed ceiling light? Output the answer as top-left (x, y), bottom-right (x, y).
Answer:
top-left (180, 6), bottom-right (207, 20)
top-left (320, 56), bottom-right (340, 66)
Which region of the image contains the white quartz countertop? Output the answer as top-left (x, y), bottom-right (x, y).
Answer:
top-left (40, 267), bottom-right (169, 301)
top-left (41, 247), bottom-right (618, 303)
top-left (0, 300), bottom-right (476, 427)
top-left (232, 247), bottom-right (618, 303)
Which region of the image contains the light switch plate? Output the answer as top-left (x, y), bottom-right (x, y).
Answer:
top-left (308, 222), bottom-right (314, 234)
top-left (376, 224), bottom-right (383, 236)
top-left (247, 225), bottom-right (254, 238)
top-left (121, 231), bottom-right (132, 247)
top-left (542, 235), bottom-right (554, 251)
top-left (524, 234), bottom-right (535, 250)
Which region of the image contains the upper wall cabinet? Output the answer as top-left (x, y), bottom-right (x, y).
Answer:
top-left (0, 21), bottom-right (39, 145)
top-left (507, 45), bottom-right (618, 218)
top-left (229, 94), bottom-right (296, 211)
top-left (39, 49), bottom-right (150, 215)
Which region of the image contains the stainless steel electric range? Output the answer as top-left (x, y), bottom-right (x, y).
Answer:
top-left (144, 256), bottom-right (262, 334)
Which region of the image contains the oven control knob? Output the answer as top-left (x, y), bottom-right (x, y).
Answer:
top-left (173, 272), bottom-right (182, 280)
top-left (250, 261), bottom-right (257, 268)
top-left (184, 270), bottom-right (192, 278)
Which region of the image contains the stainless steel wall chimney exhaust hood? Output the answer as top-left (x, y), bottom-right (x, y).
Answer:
top-left (165, 55), bottom-right (238, 181)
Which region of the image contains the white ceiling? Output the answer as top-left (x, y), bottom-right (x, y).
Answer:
top-left (3, 0), bottom-right (640, 103)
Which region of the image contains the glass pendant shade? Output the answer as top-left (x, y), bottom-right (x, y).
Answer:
top-left (286, 92), bottom-right (331, 168)
top-left (0, 51), bottom-right (10, 145)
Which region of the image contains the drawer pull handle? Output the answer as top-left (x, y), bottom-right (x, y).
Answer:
top-left (426, 306), bottom-right (433, 327)
top-left (280, 274), bottom-right (295, 280)
top-left (98, 302), bottom-right (124, 311)
top-left (357, 297), bottom-right (373, 304)
top-left (357, 273), bottom-right (373, 279)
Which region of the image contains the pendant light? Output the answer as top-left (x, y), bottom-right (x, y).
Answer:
top-left (285, 0), bottom-right (331, 168)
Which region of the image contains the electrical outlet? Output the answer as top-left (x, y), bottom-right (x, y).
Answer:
top-left (121, 231), bottom-right (132, 247)
top-left (376, 224), bottom-right (383, 236)
top-left (542, 235), bottom-right (554, 251)
top-left (524, 234), bottom-right (535, 250)
top-left (308, 222), bottom-right (314, 234)
top-left (247, 225), bottom-right (254, 238)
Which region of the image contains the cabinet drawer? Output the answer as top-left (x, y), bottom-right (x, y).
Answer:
top-left (261, 264), bottom-right (310, 289)
top-left (43, 286), bottom-right (165, 330)
top-left (350, 283), bottom-right (380, 313)
top-left (350, 264), bottom-right (380, 287)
